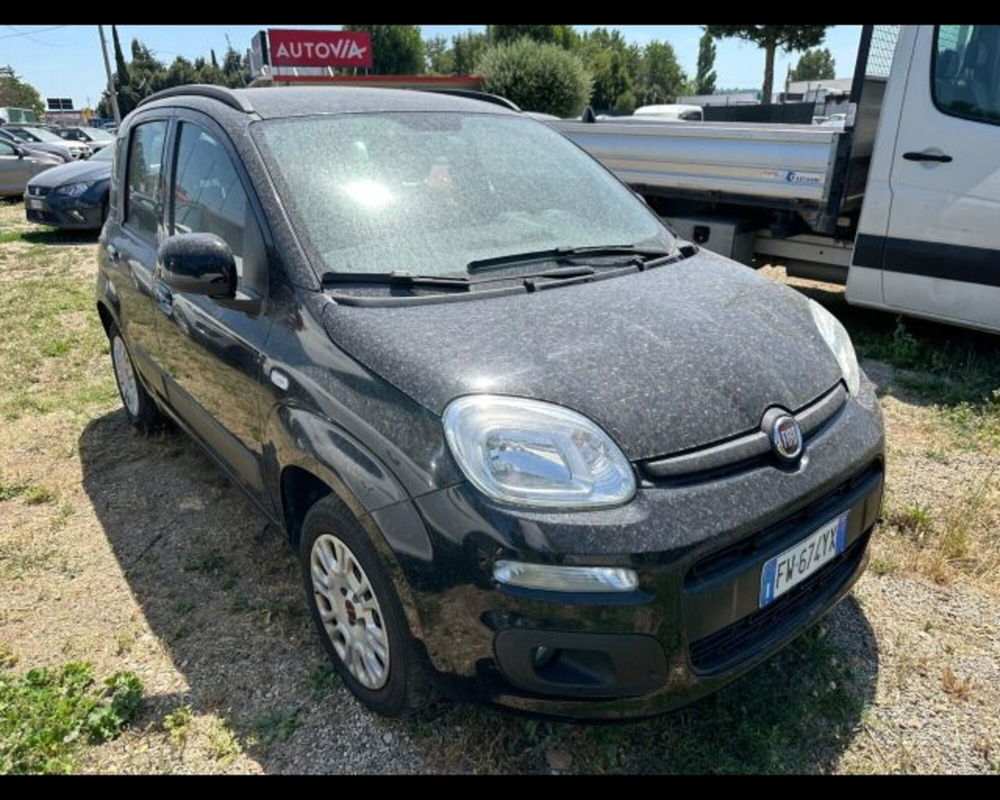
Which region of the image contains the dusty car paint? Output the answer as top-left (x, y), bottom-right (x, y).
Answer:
top-left (96, 87), bottom-right (884, 719)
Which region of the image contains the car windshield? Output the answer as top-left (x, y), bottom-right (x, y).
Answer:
top-left (90, 143), bottom-right (116, 161)
top-left (83, 127), bottom-right (115, 141)
top-left (18, 127), bottom-right (65, 143)
top-left (254, 111), bottom-right (674, 277)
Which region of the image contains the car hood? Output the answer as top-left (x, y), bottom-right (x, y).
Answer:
top-left (27, 157), bottom-right (110, 187)
top-left (321, 249), bottom-right (845, 461)
top-left (18, 141), bottom-right (69, 156)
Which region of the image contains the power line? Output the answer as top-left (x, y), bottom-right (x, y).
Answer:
top-left (0, 25), bottom-right (69, 42)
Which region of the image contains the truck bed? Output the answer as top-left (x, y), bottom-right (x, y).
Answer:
top-left (551, 118), bottom-right (846, 209)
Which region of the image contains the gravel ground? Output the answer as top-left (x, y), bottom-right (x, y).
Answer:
top-left (1, 203), bottom-right (997, 773)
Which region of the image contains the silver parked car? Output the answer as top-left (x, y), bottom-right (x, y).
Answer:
top-left (0, 139), bottom-right (62, 196)
top-left (0, 128), bottom-right (70, 163)
top-left (2, 125), bottom-right (89, 160)
top-left (50, 125), bottom-right (116, 153)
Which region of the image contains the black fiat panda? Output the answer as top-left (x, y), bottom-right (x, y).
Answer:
top-left (96, 84), bottom-right (884, 719)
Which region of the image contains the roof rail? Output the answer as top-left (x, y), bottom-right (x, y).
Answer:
top-left (136, 84), bottom-right (254, 114)
top-left (423, 88), bottom-right (521, 112)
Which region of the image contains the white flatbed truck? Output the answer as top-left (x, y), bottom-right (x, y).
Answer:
top-left (551, 25), bottom-right (1000, 335)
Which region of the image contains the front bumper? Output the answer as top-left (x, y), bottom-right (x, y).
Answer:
top-left (24, 190), bottom-right (103, 230)
top-left (374, 379), bottom-right (885, 719)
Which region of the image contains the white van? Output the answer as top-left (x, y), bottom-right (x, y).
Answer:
top-left (632, 104), bottom-right (704, 121)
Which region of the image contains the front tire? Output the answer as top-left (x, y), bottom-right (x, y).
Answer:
top-left (300, 495), bottom-right (432, 717)
top-left (108, 321), bottom-right (165, 433)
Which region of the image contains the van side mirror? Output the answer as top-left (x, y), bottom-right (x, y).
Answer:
top-left (157, 233), bottom-right (236, 298)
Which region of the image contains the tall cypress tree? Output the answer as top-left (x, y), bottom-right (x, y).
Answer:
top-left (112, 24), bottom-right (130, 86)
top-left (694, 30), bottom-right (716, 95)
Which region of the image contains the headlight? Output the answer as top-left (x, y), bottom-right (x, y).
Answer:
top-left (808, 299), bottom-right (861, 395)
top-left (53, 182), bottom-right (91, 198)
top-left (443, 395), bottom-right (636, 509)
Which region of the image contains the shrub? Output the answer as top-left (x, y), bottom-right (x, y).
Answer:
top-left (477, 38), bottom-right (593, 118)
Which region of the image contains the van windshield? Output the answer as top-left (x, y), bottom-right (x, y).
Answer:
top-left (254, 112), bottom-right (674, 277)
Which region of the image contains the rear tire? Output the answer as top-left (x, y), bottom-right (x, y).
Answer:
top-left (108, 321), bottom-right (165, 433)
top-left (300, 494), bottom-right (433, 718)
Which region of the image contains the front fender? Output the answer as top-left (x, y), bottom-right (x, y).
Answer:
top-left (262, 403), bottom-right (435, 643)
top-left (263, 404), bottom-right (411, 518)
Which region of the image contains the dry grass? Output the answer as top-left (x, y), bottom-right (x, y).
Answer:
top-left (1, 204), bottom-right (998, 773)
top-left (760, 266), bottom-right (1000, 596)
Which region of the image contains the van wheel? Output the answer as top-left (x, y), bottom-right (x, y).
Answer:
top-left (108, 322), bottom-right (165, 433)
top-left (300, 494), bottom-right (432, 718)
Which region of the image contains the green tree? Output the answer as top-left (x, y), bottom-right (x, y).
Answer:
top-left (0, 67), bottom-right (43, 116)
top-left (112, 25), bottom-right (130, 87)
top-left (163, 56), bottom-right (198, 89)
top-left (425, 35), bottom-right (454, 75)
top-left (639, 40), bottom-right (687, 106)
top-left (790, 48), bottom-right (836, 81)
top-left (705, 25), bottom-right (831, 104)
top-left (477, 38), bottom-right (592, 117)
top-left (453, 31), bottom-right (488, 75)
top-left (487, 25), bottom-right (578, 50)
top-left (343, 25), bottom-right (424, 75)
top-left (220, 46), bottom-right (249, 87)
top-left (578, 28), bottom-right (641, 113)
top-left (694, 30), bottom-right (716, 95)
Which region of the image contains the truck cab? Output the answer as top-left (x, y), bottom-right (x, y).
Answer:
top-left (847, 24), bottom-right (1000, 333)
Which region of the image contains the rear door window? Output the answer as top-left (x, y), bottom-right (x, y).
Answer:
top-left (124, 120), bottom-right (167, 238)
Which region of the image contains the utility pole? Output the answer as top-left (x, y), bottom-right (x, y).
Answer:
top-left (98, 25), bottom-right (121, 124)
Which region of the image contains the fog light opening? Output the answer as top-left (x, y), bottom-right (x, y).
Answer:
top-left (492, 560), bottom-right (639, 593)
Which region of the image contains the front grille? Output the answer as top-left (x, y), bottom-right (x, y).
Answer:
top-left (640, 383), bottom-right (847, 484)
top-left (689, 529), bottom-right (870, 673)
top-left (686, 459), bottom-right (882, 583)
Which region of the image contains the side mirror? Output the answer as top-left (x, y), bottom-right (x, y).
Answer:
top-left (15, 146), bottom-right (25, 159)
top-left (157, 233), bottom-right (236, 298)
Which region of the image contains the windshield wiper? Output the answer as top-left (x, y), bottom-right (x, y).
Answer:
top-left (321, 266), bottom-right (598, 293)
top-left (466, 244), bottom-right (672, 273)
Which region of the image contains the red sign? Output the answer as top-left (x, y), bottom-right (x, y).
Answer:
top-left (267, 29), bottom-right (373, 69)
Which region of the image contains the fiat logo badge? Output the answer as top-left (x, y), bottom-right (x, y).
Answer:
top-left (770, 414), bottom-right (803, 462)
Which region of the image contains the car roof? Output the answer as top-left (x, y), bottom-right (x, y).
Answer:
top-left (139, 85), bottom-right (521, 121)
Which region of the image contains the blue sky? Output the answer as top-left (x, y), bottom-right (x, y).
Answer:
top-left (2, 24), bottom-right (862, 108)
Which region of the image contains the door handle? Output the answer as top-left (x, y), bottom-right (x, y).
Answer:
top-left (903, 151), bottom-right (953, 163)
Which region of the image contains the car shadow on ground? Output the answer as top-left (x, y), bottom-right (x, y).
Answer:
top-left (18, 228), bottom-right (100, 246)
top-left (80, 409), bottom-right (880, 773)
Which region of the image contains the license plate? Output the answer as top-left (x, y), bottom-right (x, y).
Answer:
top-left (26, 198), bottom-right (44, 210)
top-left (759, 512), bottom-right (848, 607)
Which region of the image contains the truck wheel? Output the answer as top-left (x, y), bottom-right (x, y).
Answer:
top-left (300, 494), bottom-right (432, 718)
top-left (108, 321), bottom-right (165, 433)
